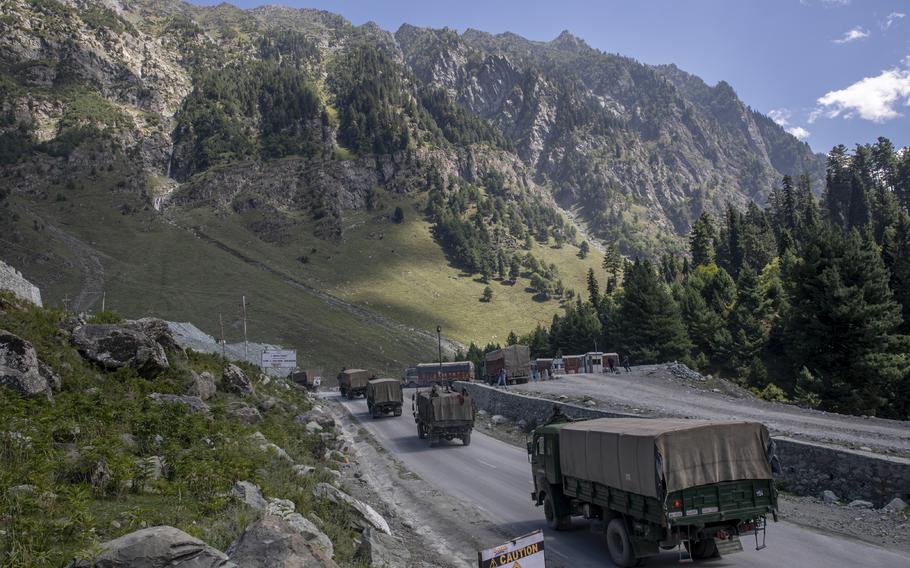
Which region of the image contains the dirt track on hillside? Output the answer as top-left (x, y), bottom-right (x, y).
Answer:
top-left (512, 366), bottom-right (910, 457)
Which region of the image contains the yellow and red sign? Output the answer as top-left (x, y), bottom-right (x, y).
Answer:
top-left (478, 530), bottom-right (546, 568)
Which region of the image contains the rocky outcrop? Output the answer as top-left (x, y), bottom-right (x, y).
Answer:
top-left (313, 483), bottom-right (391, 535)
top-left (187, 371), bottom-right (216, 400)
top-left (0, 261), bottom-right (42, 306)
top-left (148, 393), bottom-right (210, 415)
top-left (226, 401), bottom-right (261, 423)
top-left (0, 330), bottom-right (53, 399)
top-left (232, 480), bottom-right (267, 511)
top-left (359, 527), bottom-right (411, 567)
top-left (123, 318), bottom-right (178, 350)
top-left (73, 324), bottom-right (169, 377)
top-left (222, 364), bottom-right (253, 396)
top-left (67, 526), bottom-right (235, 568)
top-left (227, 515), bottom-right (339, 568)
top-left (266, 498), bottom-right (335, 558)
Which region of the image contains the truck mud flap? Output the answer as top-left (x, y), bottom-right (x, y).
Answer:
top-left (715, 535), bottom-right (744, 556)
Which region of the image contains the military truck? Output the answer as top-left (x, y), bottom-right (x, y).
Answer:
top-left (413, 386), bottom-right (475, 446)
top-left (366, 378), bottom-right (403, 418)
top-left (529, 416), bottom-right (778, 567)
top-left (484, 345), bottom-right (531, 384)
top-left (338, 368), bottom-right (371, 399)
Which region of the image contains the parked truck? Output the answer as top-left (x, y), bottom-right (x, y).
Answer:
top-left (338, 368), bottom-right (371, 399)
top-left (413, 386), bottom-right (475, 446)
top-left (484, 345), bottom-right (531, 384)
top-left (366, 378), bottom-right (403, 418)
top-left (412, 361), bottom-right (475, 387)
top-left (529, 415), bottom-right (778, 567)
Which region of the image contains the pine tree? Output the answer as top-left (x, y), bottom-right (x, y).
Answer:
top-left (883, 212), bottom-right (910, 334)
top-left (506, 330), bottom-right (519, 346)
top-left (578, 240), bottom-right (590, 258)
top-left (823, 144), bottom-right (851, 228)
top-left (690, 212), bottom-right (717, 267)
top-left (785, 227), bottom-right (906, 416)
top-left (727, 266), bottom-right (770, 377)
top-left (586, 268), bottom-right (600, 306)
top-left (617, 259), bottom-right (691, 363)
top-left (481, 286), bottom-right (493, 302)
top-left (509, 256), bottom-right (521, 283)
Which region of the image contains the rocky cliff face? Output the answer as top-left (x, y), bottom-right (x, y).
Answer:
top-left (0, 0), bottom-right (823, 255)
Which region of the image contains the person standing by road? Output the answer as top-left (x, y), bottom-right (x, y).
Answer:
top-left (531, 365), bottom-right (538, 382)
top-left (497, 367), bottom-right (507, 386)
top-left (622, 355), bottom-right (631, 373)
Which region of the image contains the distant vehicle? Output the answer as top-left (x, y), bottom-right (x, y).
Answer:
top-left (551, 357), bottom-right (565, 375)
top-left (484, 345), bottom-right (531, 384)
top-left (413, 386), bottom-right (475, 446)
top-left (529, 415), bottom-right (779, 567)
top-left (563, 354), bottom-right (584, 374)
top-left (404, 366), bottom-right (418, 386)
top-left (604, 352), bottom-right (620, 373)
top-left (338, 368), bottom-right (372, 399)
top-left (584, 351), bottom-right (604, 373)
top-left (535, 358), bottom-right (553, 373)
top-left (290, 370), bottom-right (321, 391)
top-left (408, 361), bottom-right (475, 387)
top-left (366, 378), bottom-right (403, 418)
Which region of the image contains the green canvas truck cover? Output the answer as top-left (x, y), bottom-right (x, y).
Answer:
top-left (558, 418), bottom-right (772, 498)
top-left (417, 390), bottom-right (474, 422)
top-left (484, 345), bottom-right (531, 375)
top-left (338, 369), bottom-right (371, 389)
top-left (367, 378), bottom-right (402, 403)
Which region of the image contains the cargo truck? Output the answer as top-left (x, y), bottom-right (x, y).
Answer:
top-left (529, 415), bottom-right (778, 566)
top-left (338, 368), bottom-right (372, 399)
top-left (484, 345), bottom-right (531, 384)
top-left (366, 378), bottom-right (403, 418)
top-left (413, 386), bottom-right (475, 446)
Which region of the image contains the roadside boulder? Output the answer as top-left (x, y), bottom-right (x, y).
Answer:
top-left (359, 527), bottom-right (411, 567)
top-left (67, 525), bottom-right (235, 567)
top-left (266, 498), bottom-right (335, 557)
top-left (227, 515), bottom-right (338, 568)
top-left (122, 318), bottom-right (178, 350)
top-left (73, 324), bottom-right (169, 377)
top-left (232, 481), bottom-right (267, 511)
top-left (226, 402), bottom-right (261, 423)
top-left (148, 393), bottom-right (210, 415)
top-left (491, 414), bottom-right (508, 425)
top-left (187, 371), bottom-right (216, 400)
top-left (0, 330), bottom-right (52, 399)
top-left (295, 411), bottom-right (335, 429)
top-left (313, 483), bottom-right (391, 535)
top-left (249, 431), bottom-right (292, 462)
top-left (222, 364), bottom-right (253, 396)
top-left (848, 499), bottom-right (874, 509)
top-left (883, 497), bottom-right (908, 512)
top-left (821, 490), bottom-right (839, 504)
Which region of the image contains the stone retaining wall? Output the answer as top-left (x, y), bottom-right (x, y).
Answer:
top-left (457, 382), bottom-right (910, 506)
top-left (0, 261), bottom-right (42, 306)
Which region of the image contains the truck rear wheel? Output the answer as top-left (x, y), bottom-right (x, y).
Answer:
top-left (543, 493), bottom-right (571, 530)
top-left (606, 518), bottom-right (637, 567)
top-left (462, 431), bottom-right (471, 446)
top-left (417, 423), bottom-right (426, 439)
top-left (685, 539), bottom-right (718, 559)
top-left (394, 407), bottom-right (402, 417)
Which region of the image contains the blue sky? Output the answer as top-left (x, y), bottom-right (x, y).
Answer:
top-left (188, 0), bottom-right (910, 154)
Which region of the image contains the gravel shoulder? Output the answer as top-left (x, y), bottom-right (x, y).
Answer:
top-left (511, 366), bottom-right (910, 457)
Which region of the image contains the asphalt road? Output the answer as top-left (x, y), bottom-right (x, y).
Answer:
top-left (334, 391), bottom-right (909, 568)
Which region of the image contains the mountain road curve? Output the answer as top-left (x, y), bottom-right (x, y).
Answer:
top-left (332, 390), bottom-right (910, 568)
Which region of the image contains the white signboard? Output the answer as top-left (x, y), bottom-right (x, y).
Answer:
top-left (261, 349), bottom-right (297, 369)
top-left (478, 530), bottom-right (545, 568)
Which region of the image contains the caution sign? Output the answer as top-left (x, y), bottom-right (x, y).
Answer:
top-left (478, 530), bottom-right (545, 568)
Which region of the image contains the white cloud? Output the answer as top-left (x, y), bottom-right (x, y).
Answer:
top-left (768, 108), bottom-right (791, 126)
top-left (885, 12), bottom-right (905, 29)
top-left (787, 126), bottom-right (811, 140)
top-left (815, 60), bottom-right (910, 122)
top-left (833, 27), bottom-right (870, 44)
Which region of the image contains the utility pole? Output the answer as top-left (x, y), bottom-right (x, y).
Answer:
top-left (437, 325), bottom-right (443, 386)
top-left (101, 291), bottom-right (106, 312)
top-left (219, 312), bottom-right (226, 362)
top-left (62, 294), bottom-right (69, 312)
top-left (241, 295), bottom-right (249, 362)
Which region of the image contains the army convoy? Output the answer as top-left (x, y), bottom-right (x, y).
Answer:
top-left (529, 413), bottom-right (778, 566)
top-left (412, 386), bottom-right (475, 446)
top-left (366, 377), bottom-right (403, 418)
top-left (338, 368), bottom-right (372, 399)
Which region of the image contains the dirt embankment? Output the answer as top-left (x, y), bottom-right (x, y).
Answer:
top-left (511, 366), bottom-right (910, 457)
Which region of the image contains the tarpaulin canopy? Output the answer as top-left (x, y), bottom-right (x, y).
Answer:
top-left (559, 418), bottom-right (772, 498)
top-left (367, 378), bottom-right (402, 403)
top-left (338, 369), bottom-right (371, 389)
top-left (417, 390), bottom-right (474, 422)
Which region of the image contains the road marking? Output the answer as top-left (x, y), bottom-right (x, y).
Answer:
top-left (477, 459), bottom-right (498, 469)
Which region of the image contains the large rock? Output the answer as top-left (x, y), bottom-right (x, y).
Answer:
top-left (227, 515), bottom-right (339, 568)
top-left (73, 324), bottom-right (169, 377)
top-left (0, 330), bottom-right (52, 399)
top-left (232, 481), bottom-right (267, 511)
top-left (313, 483), bottom-right (391, 535)
top-left (295, 411), bottom-right (335, 429)
top-left (266, 498), bottom-right (335, 558)
top-left (249, 432), bottom-right (292, 462)
top-left (359, 527), bottom-right (411, 567)
top-left (883, 497), bottom-right (908, 512)
top-left (68, 525), bottom-right (235, 567)
top-left (122, 318), bottom-right (178, 350)
top-left (187, 371), bottom-right (216, 400)
top-left (148, 393), bottom-right (210, 415)
top-left (821, 490), bottom-right (840, 504)
top-left (222, 364), bottom-right (253, 396)
top-left (226, 402), bottom-right (262, 423)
